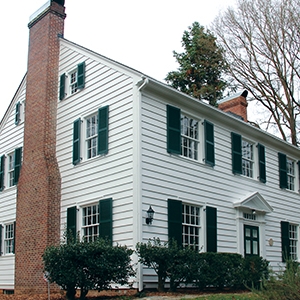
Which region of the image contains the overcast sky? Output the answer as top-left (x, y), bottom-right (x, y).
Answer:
top-left (0, 0), bottom-right (236, 121)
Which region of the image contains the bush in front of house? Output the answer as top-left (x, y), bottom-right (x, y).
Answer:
top-left (136, 238), bottom-right (269, 291)
top-left (43, 238), bottom-right (134, 300)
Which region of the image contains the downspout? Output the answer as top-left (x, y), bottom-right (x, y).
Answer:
top-left (134, 76), bottom-right (148, 292)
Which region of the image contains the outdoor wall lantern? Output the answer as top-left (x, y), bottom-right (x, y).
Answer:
top-left (146, 206), bottom-right (155, 225)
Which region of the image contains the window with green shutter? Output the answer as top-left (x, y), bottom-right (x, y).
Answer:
top-left (13, 147), bottom-right (22, 185)
top-left (168, 199), bottom-right (182, 247)
top-left (67, 206), bottom-right (77, 243)
top-left (204, 120), bottom-right (215, 166)
top-left (15, 102), bottom-right (20, 125)
top-left (281, 221), bottom-right (290, 262)
top-left (167, 105), bottom-right (181, 154)
top-left (99, 198), bottom-right (113, 244)
top-left (206, 206), bottom-right (217, 252)
top-left (258, 144), bottom-right (266, 183)
top-left (77, 62), bottom-right (85, 89)
top-left (0, 155), bottom-right (5, 191)
top-left (59, 73), bottom-right (66, 100)
top-left (12, 221), bottom-right (16, 254)
top-left (231, 132), bottom-right (242, 174)
top-left (98, 106), bottom-right (109, 155)
top-left (278, 152), bottom-right (287, 189)
top-left (73, 118), bottom-right (81, 165)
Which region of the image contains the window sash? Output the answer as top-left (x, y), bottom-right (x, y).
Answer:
top-left (8, 154), bottom-right (14, 187)
top-left (287, 158), bottom-right (295, 191)
top-left (182, 204), bottom-right (200, 250)
top-left (5, 224), bottom-right (14, 254)
top-left (181, 115), bottom-right (199, 160)
top-left (289, 224), bottom-right (298, 260)
top-left (242, 140), bottom-right (253, 178)
top-left (82, 204), bottom-right (99, 242)
top-left (86, 115), bottom-right (98, 159)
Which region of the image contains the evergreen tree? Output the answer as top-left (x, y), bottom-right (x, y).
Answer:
top-left (165, 22), bottom-right (228, 106)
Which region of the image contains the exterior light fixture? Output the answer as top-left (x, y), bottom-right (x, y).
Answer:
top-left (146, 206), bottom-right (155, 225)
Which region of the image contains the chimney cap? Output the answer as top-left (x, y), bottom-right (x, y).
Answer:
top-left (218, 90), bottom-right (248, 104)
top-left (52, 0), bottom-right (65, 5)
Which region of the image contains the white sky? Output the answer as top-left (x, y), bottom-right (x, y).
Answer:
top-left (0, 0), bottom-right (236, 121)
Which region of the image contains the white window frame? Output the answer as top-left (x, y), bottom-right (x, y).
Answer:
top-left (181, 114), bottom-right (199, 161)
top-left (7, 153), bottom-right (15, 188)
top-left (289, 223), bottom-right (298, 260)
top-left (287, 157), bottom-right (295, 191)
top-left (182, 203), bottom-right (201, 250)
top-left (4, 223), bottom-right (14, 255)
top-left (81, 203), bottom-right (99, 242)
top-left (69, 69), bottom-right (78, 95)
top-left (85, 113), bottom-right (98, 160)
top-left (242, 139), bottom-right (254, 178)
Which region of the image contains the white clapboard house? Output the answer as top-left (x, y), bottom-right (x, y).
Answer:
top-left (0, 0), bottom-right (299, 293)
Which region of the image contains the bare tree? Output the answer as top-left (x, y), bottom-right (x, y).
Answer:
top-left (212, 0), bottom-right (300, 146)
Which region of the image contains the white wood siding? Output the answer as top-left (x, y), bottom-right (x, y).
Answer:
top-left (57, 40), bottom-right (139, 247)
top-left (140, 91), bottom-right (300, 283)
top-left (0, 78), bottom-right (26, 289)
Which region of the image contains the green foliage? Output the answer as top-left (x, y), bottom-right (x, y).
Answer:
top-left (258, 259), bottom-right (300, 300)
top-left (43, 238), bottom-right (134, 300)
top-left (136, 238), bottom-right (269, 292)
top-left (243, 256), bottom-right (269, 289)
top-left (165, 22), bottom-right (228, 106)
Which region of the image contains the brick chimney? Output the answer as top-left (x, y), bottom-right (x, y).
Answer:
top-left (218, 90), bottom-right (248, 122)
top-left (15, 0), bottom-right (66, 294)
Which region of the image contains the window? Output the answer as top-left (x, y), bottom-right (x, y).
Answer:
top-left (166, 105), bottom-right (214, 165)
top-left (8, 153), bottom-right (15, 188)
top-left (244, 225), bottom-right (259, 256)
top-left (0, 155), bottom-right (5, 191)
top-left (182, 204), bottom-right (200, 250)
top-left (287, 158), bottom-right (295, 191)
top-left (72, 106), bottom-right (109, 165)
top-left (7, 148), bottom-right (22, 187)
top-left (242, 140), bottom-right (253, 178)
top-left (281, 221), bottom-right (298, 262)
top-left (82, 204), bottom-right (99, 242)
top-left (86, 114), bottom-right (98, 159)
top-left (289, 224), bottom-right (298, 260)
top-left (181, 115), bottom-right (199, 160)
top-left (59, 62), bottom-right (86, 100)
top-left (278, 153), bottom-right (296, 191)
top-left (4, 223), bottom-right (14, 254)
top-left (67, 198), bottom-right (112, 244)
top-left (168, 199), bottom-right (217, 252)
top-left (70, 69), bottom-right (78, 94)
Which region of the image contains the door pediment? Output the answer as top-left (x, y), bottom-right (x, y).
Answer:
top-left (233, 191), bottom-right (273, 214)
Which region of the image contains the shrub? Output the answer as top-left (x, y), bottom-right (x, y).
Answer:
top-left (43, 238), bottom-right (134, 300)
top-left (243, 256), bottom-right (269, 289)
top-left (258, 259), bottom-right (300, 300)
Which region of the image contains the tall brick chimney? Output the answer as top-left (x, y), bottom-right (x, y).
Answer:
top-left (218, 90), bottom-right (248, 122)
top-left (15, 0), bottom-right (66, 294)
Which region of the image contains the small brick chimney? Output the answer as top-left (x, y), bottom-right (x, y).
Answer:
top-left (218, 90), bottom-right (248, 122)
top-left (15, 0), bottom-right (66, 294)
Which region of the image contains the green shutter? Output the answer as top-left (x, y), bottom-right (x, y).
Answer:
top-left (298, 161), bottom-right (300, 190)
top-left (204, 120), bottom-right (215, 166)
top-left (231, 132), bottom-right (242, 174)
top-left (278, 152), bottom-right (287, 189)
top-left (0, 225), bottom-right (2, 256)
top-left (59, 73), bottom-right (66, 100)
top-left (13, 147), bottom-right (22, 185)
top-left (168, 199), bottom-right (182, 247)
top-left (12, 221), bottom-right (16, 254)
top-left (0, 155), bottom-right (5, 191)
top-left (15, 102), bottom-right (20, 125)
top-left (258, 144), bottom-right (266, 183)
top-left (206, 206), bottom-right (217, 252)
top-left (167, 105), bottom-right (181, 154)
top-left (281, 221), bottom-right (290, 262)
top-left (77, 62), bottom-right (85, 89)
top-left (73, 118), bottom-right (81, 165)
top-left (67, 206), bottom-right (77, 243)
top-left (98, 106), bottom-right (109, 155)
top-left (99, 198), bottom-right (113, 244)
